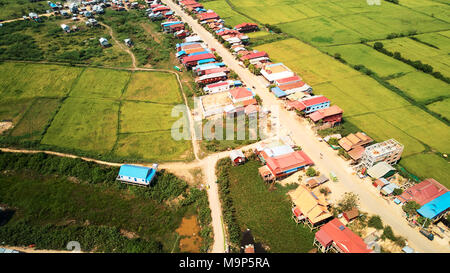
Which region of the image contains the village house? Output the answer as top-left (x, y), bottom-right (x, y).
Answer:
top-left (234, 22), bottom-right (259, 33)
top-left (181, 52), bottom-right (216, 69)
top-left (290, 185), bottom-right (333, 229)
top-left (339, 132), bottom-right (373, 152)
top-left (99, 37), bottom-right (110, 47)
top-left (366, 161), bottom-right (396, 179)
top-left (240, 51), bottom-right (269, 64)
top-left (261, 63), bottom-right (295, 83)
top-left (195, 72), bottom-right (227, 86)
top-left (116, 164), bottom-right (158, 187)
top-left (398, 178), bottom-right (448, 206)
top-left (308, 105), bottom-right (343, 127)
top-left (229, 150), bottom-right (246, 166)
top-left (314, 218), bottom-right (372, 253)
top-left (417, 192), bottom-right (450, 221)
top-left (287, 95), bottom-right (331, 114)
top-left (228, 87), bottom-right (254, 104)
top-left (260, 150), bottom-right (314, 179)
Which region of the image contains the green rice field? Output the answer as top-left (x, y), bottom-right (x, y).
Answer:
top-left (0, 62), bottom-right (192, 162)
top-left (427, 98), bottom-right (450, 120)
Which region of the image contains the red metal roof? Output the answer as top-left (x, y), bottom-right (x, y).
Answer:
top-left (229, 87), bottom-right (253, 100)
top-left (263, 151), bottom-right (313, 175)
top-left (197, 12), bottom-right (219, 21)
top-left (240, 51), bottom-right (268, 61)
top-left (287, 100), bottom-right (306, 111)
top-left (301, 96), bottom-right (330, 107)
top-left (315, 218), bottom-right (372, 253)
top-left (235, 23), bottom-right (258, 29)
top-left (182, 53), bottom-right (215, 64)
top-left (278, 81), bottom-right (307, 91)
top-left (399, 178), bottom-right (448, 206)
top-left (203, 67), bottom-right (229, 75)
top-left (153, 6), bottom-right (170, 12)
top-left (206, 81), bottom-right (229, 88)
top-left (276, 75), bottom-right (302, 85)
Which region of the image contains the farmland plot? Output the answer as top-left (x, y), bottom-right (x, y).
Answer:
top-left (427, 98), bottom-right (450, 120)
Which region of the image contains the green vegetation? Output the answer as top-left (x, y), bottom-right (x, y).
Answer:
top-left (216, 158), bottom-right (314, 252)
top-left (402, 201), bottom-right (421, 216)
top-left (0, 62), bottom-right (192, 162)
top-left (427, 98), bottom-right (450, 121)
top-left (0, 151), bottom-right (209, 252)
top-left (400, 153), bottom-right (450, 188)
top-left (368, 215), bottom-right (384, 230)
top-left (0, 16), bottom-right (131, 66)
top-left (0, 0), bottom-right (48, 20)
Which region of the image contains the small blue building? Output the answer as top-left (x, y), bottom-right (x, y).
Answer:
top-left (117, 164), bottom-right (158, 187)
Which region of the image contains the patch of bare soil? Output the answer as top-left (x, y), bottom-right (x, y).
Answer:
top-left (176, 215), bottom-right (202, 253)
top-left (120, 229), bottom-right (139, 239)
top-left (0, 122), bottom-right (13, 134)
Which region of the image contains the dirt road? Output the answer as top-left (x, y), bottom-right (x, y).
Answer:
top-left (162, 0), bottom-right (448, 253)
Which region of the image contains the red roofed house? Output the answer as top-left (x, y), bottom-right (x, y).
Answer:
top-left (261, 151), bottom-right (314, 179)
top-left (275, 75), bottom-right (302, 86)
top-left (308, 105), bottom-right (343, 126)
top-left (278, 80), bottom-right (312, 94)
top-left (181, 53), bottom-right (216, 68)
top-left (234, 23), bottom-right (259, 32)
top-left (229, 87), bottom-right (254, 103)
top-left (288, 96), bottom-right (330, 113)
top-left (240, 51), bottom-right (268, 61)
top-left (197, 12), bottom-right (219, 21)
top-left (398, 178), bottom-right (448, 206)
top-left (167, 23), bottom-right (185, 33)
top-left (314, 218), bottom-right (372, 253)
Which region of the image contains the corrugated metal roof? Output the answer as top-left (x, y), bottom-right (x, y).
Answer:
top-left (417, 192), bottom-right (450, 219)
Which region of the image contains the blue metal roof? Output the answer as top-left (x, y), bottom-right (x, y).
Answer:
top-left (271, 87), bottom-right (287, 98)
top-left (176, 50), bottom-right (186, 57)
top-left (118, 165), bottom-right (155, 182)
top-left (417, 192), bottom-right (450, 219)
top-left (161, 21), bottom-right (182, 26)
top-left (188, 50), bottom-right (210, 56)
top-left (197, 58), bottom-right (216, 65)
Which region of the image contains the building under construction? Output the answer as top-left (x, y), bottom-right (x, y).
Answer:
top-left (359, 139), bottom-right (404, 170)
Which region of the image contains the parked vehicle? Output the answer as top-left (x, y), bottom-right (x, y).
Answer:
top-left (419, 229), bottom-right (434, 241)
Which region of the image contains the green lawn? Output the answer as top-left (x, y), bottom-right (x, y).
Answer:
top-left (400, 153), bottom-right (450, 188)
top-left (222, 159), bottom-right (315, 252)
top-left (41, 98), bottom-right (119, 154)
top-left (0, 0), bottom-right (48, 20)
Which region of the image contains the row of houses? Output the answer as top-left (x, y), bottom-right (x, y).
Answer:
top-left (176, 1), bottom-right (344, 129)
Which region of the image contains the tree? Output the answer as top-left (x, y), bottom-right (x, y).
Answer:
top-left (392, 188), bottom-right (403, 196)
top-left (328, 137), bottom-right (339, 146)
top-left (402, 201), bottom-right (420, 216)
top-left (337, 192), bottom-right (359, 212)
top-left (368, 215), bottom-right (383, 230)
top-left (373, 42), bottom-right (384, 50)
top-left (306, 167), bottom-right (317, 177)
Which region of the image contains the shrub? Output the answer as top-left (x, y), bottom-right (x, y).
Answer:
top-left (368, 215), bottom-right (383, 230)
top-left (306, 167), bottom-right (317, 177)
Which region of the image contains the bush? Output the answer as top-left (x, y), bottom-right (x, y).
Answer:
top-left (336, 192), bottom-right (359, 212)
top-left (306, 167), bottom-right (317, 177)
top-left (368, 215), bottom-right (383, 230)
top-left (402, 201), bottom-right (421, 216)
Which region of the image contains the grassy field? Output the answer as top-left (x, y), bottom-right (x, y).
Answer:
top-left (0, 15), bottom-right (132, 67)
top-left (321, 44), bottom-right (415, 78)
top-left (427, 98), bottom-right (450, 120)
top-left (387, 71), bottom-right (450, 103)
top-left (10, 98), bottom-right (61, 140)
top-left (400, 153), bottom-right (450, 188)
top-left (0, 62), bottom-right (83, 100)
top-left (373, 36), bottom-right (450, 78)
top-left (219, 159), bottom-right (315, 252)
top-left (0, 0), bottom-right (48, 20)
top-left (69, 68), bottom-right (131, 99)
top-left (41, 97), bottom-right (120, 154)
top-left (123, 71), bottom-right (183, 104)
top-left (0, 62), bottom-right (192, 162)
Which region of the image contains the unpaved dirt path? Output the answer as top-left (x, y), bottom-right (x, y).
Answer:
top-left (99, 22), bottom-right (137, 69)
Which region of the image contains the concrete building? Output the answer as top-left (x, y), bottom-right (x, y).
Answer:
top-left (359, 139), bottom-right (404, 169)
